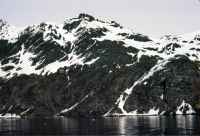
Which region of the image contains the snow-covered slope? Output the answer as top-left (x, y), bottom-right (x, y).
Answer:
top-left (0, 14), bottom-right (200, 117)
top-left (0, 19), bottom-right (23, 43)
top-left (0, 14), bottom-right (154, 78)
top-left (1, 14), bottom-right (200, 78)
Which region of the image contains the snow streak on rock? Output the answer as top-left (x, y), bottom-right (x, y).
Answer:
top-left (58, 93), bottom-right (90, 115)
top-left (111, 58), bottom-right (170, 116)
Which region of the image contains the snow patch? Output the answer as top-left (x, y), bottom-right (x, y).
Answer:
top-left (126, 107), bottom-right (159, 116)
top-left (0, 22), bottom-right (23, 43)
top-left (143, 81), bottom-right (148, 85)
top-left (42, 23), bottom-right (76, 47)
top-left (160, 94), bottom-right (164, 100)
top-left (116, 93), bottom-right (128, 114)
top-left (104, 107), bottom-right (160, 116)
top-left (0, 44), bottom-right (41, 78)
top-left (176, 100), bottom-right (196, 115)
top-left (0, 113), bottom-right (20, 118)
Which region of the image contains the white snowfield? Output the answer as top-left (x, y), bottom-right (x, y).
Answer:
top-left (0, 113), bottom-right (20, 118)
top-left (0, 20), bottom-right (24, 43)
top-left (0, 16), bottom-right (200, 116)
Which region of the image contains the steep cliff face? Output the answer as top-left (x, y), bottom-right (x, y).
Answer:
top-left (0, 14), bottom-right (200, 117)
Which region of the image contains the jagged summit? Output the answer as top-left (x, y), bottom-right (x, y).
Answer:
top-left (0, 19), bottom-right (10, 39)
top-left (78, 13), bottom-right (95, 21)
top-left (65, 13), bottom-right (122, 27)
top-left (160, 30), bottom-right (200, 43)
top-left (180, 30), bottom-right (200, 41)
top-left (0, 19), bottom-right (7, 29)
top-left (0, 19), bottom-right (23, 43)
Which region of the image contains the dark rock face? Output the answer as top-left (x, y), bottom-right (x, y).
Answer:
top-left (0, 14), bottom-right (200, 117)
top-left (124, 55), bottom-right (200, 115)
top-left (0, 55), bottom-right (199, 117)
top-left (0, 56), bottom-right (155, 117)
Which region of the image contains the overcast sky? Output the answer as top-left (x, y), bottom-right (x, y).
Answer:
top-left (1, 0), bottom-right (200, 38)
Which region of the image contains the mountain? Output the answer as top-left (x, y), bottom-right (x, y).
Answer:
top-left (0, 13), bottom-right (200, 118)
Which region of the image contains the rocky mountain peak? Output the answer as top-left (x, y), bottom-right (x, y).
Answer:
top-left (0, 14), bottom-right (200, 117)
top-left (78, 13), bottom-right (95, 21)
top-left (0, 19), bottom-right (7, 30)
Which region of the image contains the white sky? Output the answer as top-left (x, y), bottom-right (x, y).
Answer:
top-left (0, 0), bottom-right (200, 38)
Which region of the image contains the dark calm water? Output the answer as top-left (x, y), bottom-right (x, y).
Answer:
top-left (0, 115), bottom-right (200, 135)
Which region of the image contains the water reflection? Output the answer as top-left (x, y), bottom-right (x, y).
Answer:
top-left (0, 115), bottom-right (200, 135)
